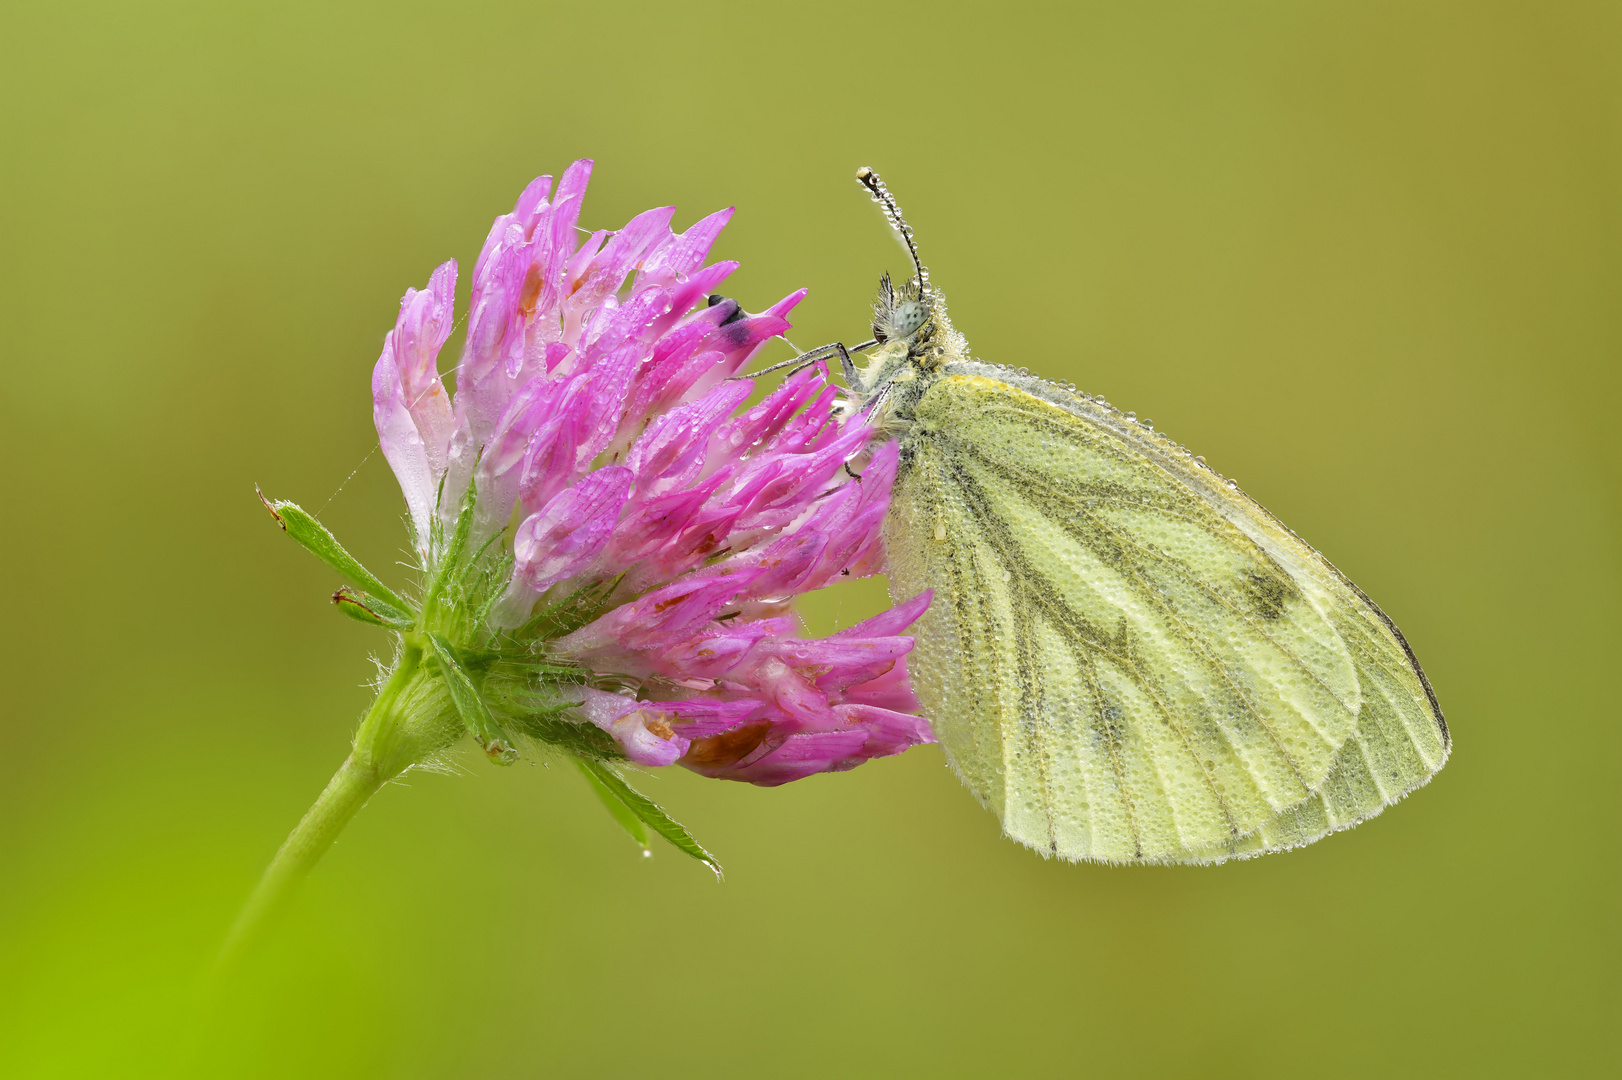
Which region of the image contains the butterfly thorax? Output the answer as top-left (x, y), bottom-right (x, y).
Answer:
top-left (854, 276), bottom-right (969, 439)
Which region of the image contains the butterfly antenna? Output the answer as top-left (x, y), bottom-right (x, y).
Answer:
top-left (856, 166), bottom-right (929, 295)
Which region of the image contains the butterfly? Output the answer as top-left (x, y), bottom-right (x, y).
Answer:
top-left (793, 167), bottom-right (1450, 864)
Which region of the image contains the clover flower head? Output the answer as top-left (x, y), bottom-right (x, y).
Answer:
top-left (310, 159), bottom-right (933, 810)
top-left (234, 159), bottom-right (937, 954)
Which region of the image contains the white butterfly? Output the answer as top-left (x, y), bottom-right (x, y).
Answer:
top-left (801, 168), bottom-right (1449, 864)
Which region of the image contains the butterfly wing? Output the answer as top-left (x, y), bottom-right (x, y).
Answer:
top-left (884, 366), bottom-right (1448, 863)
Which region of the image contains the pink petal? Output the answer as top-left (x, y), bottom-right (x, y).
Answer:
top-left (560, 567), bottom-right (763, 654)
top-left (387, 259), bottom-right (458, 473)
top-left (567, 205), bottom-right (676, 318)
top-left (736, 531), bottom-right (829, 600)
top-left (707, 366), bottom-right (826, 463)
top-left (641, 698), bottom-right (765, 740)
top-left (512, 467), bottom-right (633, 593)
top-left (626, 381), bottom-right (753, 498)
top-left (833, 703), bottom-right (938, 753)
top-left (748, 655), bottom-right (837, 727)
top-left (637, 262), bottom-right (740, 346)
top-left (474, 174), bottom-right (552, 283)
top-left (761, 634), bottom-right (914, 696)
top-left (832, 589), bottom-right (932, 640)
top-left (571, 347), bottom-right (638, 468)
top-left (474, 375), bottom-right (570, 530)
top-left (842, 654), bottom-right (925, 714)
top-left (604, 468), bottom-right (734, 568)
top-left (372, 345), bottom-right (437, 554)
top-left (639, 207), bottom-right (734, 286)
top-left (658, 622), bottom-right (784, 680)
top-left (515, 374), bottom-right (592, 517)
top-left (730, 423), bottom-right (872, 533)
top-left (607, 707), bottom-right (692, 767)
top-left (713, 730), bottom-right (871, 787)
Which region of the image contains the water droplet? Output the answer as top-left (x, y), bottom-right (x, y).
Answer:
top-left (1142, 418), bottom-right (1153, 429)
top-left (1226, 479), bottom-right (1238, 489)
top-left (1194, 456), bottom-right (1207, 467)
top-left (1017, 367), bottom-right (1029, 376)
top-left (641, 849), bottom-right (652, 858)
top-left (1125, 411), bottom-right (1137, 421)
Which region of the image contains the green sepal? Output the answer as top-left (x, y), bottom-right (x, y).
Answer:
top-left (516, 573), bottom-right (626, 641)
top-left (576, 758), bottom-right (649, 851)
top-left (574, 758), bottom-right (723, 879)
top-left (422, 472), bottom-right (478, 617)
top-left (457, 648), bottom-right (586, 680)
top-left (467, 532), bottom-right (515, 631)
top-left (513, 707), bottom-right (620, 758)
top-left (425, 631), bottom-right (519, 765)
top-left (332, 587), bottom-right (414, 630)
top-left (258, 489), bottom-right (414, 616)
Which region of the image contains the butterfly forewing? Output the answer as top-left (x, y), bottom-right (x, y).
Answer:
top-left (885, 368), bottom-right (1448, 864)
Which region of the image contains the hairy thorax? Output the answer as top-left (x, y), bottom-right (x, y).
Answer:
top-left (855, 290), bottom-right (971, 444)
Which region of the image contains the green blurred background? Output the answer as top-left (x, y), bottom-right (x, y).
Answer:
top-left (2, 1), bottom-right (1616, 1076)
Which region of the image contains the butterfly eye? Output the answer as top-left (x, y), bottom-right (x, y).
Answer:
top-left (890, 300), bottom-right (927, 339)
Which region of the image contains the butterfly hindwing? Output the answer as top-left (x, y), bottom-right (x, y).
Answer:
top-left (884, 368), bottom-right (1449, 864)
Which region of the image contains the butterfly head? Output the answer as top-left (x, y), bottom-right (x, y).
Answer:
top-left (871, 271), bottom-right (930, 345)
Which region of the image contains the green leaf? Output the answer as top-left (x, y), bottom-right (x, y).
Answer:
top-left (425, 631), bottom-right (519, 765)
top-left (258, 489), bottom-right (414, 615)
top-left (574, 758), bottom-right (723, 879)
top-left (332, 587), bottom-right (415, 630)
top-left (575, 758), bottom-right (649, 851)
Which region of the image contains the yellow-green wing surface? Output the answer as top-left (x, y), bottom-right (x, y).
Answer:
top-left (884, 365), bottom-right (1448, 864)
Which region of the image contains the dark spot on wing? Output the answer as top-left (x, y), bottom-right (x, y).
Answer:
top-left (1243, 572), bottom-right (1290, 621)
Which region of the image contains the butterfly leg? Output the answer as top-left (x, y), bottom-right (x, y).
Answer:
top-left (861, 382), bottom-right (894, 420)
top-left (729, 342), bottom-right (840, 381)
top-left (732, 338), bottom-right (878, 385)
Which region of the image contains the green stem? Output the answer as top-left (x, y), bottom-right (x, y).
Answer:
top-left (218, 753), bottom-right (385, 969)
top-left (218, 646), bottom-right (434, 971)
